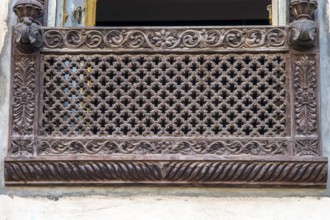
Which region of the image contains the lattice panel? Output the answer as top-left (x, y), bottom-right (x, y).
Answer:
top-left (42, 54), bottom-right (287, 137)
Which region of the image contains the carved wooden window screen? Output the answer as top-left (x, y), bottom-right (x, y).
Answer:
top-left (5, 0), bottom-right (328, 187)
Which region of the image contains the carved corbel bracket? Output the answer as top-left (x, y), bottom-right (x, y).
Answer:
top-left (13, 0), bottom-right (44, 53)
top-left (289, 0), bottom-right (318, 51)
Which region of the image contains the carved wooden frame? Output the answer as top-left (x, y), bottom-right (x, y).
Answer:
top-left (5, 0), bottom-right (328, 187)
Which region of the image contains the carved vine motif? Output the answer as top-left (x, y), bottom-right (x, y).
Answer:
top-left (12, 56), bottom-right (35, 136)
top-left (10, 140), bottom-right (33, 156)
top-left (5, 160), bottom-right (327, 185)
top-left (39, 140), bottom-right (288, 156)
top-left (294, 56), bottom-right (317, 136)
top-left (295, 139), bottom-right (319, 156)
top-left (43, 27), bottom-right (287, 50)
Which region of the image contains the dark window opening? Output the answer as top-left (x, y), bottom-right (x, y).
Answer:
top-left (96, 0), bottom-right (272, 26)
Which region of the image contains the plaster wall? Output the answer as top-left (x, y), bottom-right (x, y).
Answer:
top-left (1, 1), bottom-right (330, 219)
top-left (0, 196), bottom-right (330, 220)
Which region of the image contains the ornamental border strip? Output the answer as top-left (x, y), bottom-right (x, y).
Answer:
top-left (41, 26), bottom-right (289, 52)
top-left (5, 157), bottom-right (327, 187)
top-left (36, 139), bottom-right (290, 156)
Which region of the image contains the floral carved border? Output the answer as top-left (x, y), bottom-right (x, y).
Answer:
top-left (294, 55), bottom-right (317, 136)
top-left (12, 56), bottom-right (36, 137)
top-left (42, 27), bottom-right (288, 51)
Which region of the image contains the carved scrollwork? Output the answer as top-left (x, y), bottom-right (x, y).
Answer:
top-left (43, 27), bottom-right (287, 51)
top-left (294, 56), bottom-right (317, 136)
top-left (12, 56), bottom-right (35, 136)
top-left (39, 140), bottom-right (288, 156)
top-left (289, 0), bottom-right (318, 51)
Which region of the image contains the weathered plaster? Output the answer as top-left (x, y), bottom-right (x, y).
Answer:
top-left (0, 196), bottom-right (330, 220)
top-left (0, 0), bottom-right (9, 49)
top-left (319, 0), bottom-right (330, 187)
top-left (0, 0), bottom-right (11, 190)
top-left (0, 0), bottom-right (10, 108)
top-left (327, 0), bottom-right (330, 28)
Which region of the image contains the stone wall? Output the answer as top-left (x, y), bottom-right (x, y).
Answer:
top-left (1, 1), bottom-right (330, 219)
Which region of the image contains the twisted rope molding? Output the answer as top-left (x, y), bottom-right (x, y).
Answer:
top-left (5, 159), bottom-right (327, 186)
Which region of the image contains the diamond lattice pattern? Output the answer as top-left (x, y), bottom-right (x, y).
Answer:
top-left (42, 54), bottom-right (287, 137)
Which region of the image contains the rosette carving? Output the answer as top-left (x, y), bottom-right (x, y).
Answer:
top-left (10, 140), bottom-right (34, 156)
top-left (295, 139), bottom-right (319, 156)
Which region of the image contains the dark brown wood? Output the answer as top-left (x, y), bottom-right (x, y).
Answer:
top-left (289, 0), bottom-right (317, 51)
top-left (13, 0), bottom-right (43, 53)
top-left (38, 139), bottom-right (290, 156)
top-left (41, 26), bottom-right (289, 52)
top-left (5, 157), bottom-right (327, 187)
top-left (293, 55), bottom-right (317, 136)
top-left (41, 53), bottom-right (288, 137)
top-left (5, 0), bottom-right (328, 187)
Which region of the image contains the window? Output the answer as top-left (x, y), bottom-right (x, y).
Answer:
top-left (51, 0), bottom-right (286, 27)
top-left (96, 0), bottom-right (271, 26)
top-left (5, 0), bottom-right (327, 187)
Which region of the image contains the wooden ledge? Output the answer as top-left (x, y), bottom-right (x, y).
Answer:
top-left (5, 157), bottom-right (328, 187)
